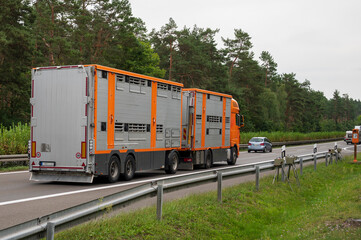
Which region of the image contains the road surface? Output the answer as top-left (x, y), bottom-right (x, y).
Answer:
top-left (0, 140), bottom-right (358, 230)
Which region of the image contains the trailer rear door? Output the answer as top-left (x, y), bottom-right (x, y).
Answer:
top-left (30, 66), bottom-right (91, 182)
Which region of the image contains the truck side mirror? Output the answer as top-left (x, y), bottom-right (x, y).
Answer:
top-left (240, 115), bottom-right (244, 127)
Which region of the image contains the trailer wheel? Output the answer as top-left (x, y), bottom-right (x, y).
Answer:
top-left (228, 147), bottom-right (237, 165)
top-left (107, 156), bottom-right (121, 183)
top-left (165, 151), bottom-right (178, 174)
top-left (204, 150), bottom-right (212, 169)
top-left (122, 155), bottom-right (135, 181)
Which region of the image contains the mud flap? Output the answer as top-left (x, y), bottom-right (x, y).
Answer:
top-left (178, 161), bottom-right (194, 170)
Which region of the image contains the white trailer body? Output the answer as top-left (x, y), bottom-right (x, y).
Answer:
top-left (29, 65), bottom-right (183, 183)
top-left (30, 66), bottom-right (93, 182)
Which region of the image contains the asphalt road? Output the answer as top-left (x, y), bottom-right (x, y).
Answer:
top-left (0, 140), bottom-right (358, 230)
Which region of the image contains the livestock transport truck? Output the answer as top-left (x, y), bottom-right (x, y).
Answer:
top-left (29, 65), bottom-right (244, 183)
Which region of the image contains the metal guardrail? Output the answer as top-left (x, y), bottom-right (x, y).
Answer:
top-left (0, 154), bottom-right (28, 163)
top-left (0, 148), bottom-right (342, 240)
top-left (0, 138), bottom-right (343, 163)
top-left (239, 137), bottom-right (344, 149)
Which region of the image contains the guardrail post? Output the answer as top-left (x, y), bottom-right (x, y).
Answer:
top-left (255, 166), bottom-right (260, 191)
top-left (217, 171), bottom-right (222, 203)
top-left (157, 181), bottom-right (164, 221)
top-left (313, 154), bottom-right (317, 171)
top-left (281, 160), bottom-right (285, 182)
top-left (46, 222), bottom-right (55, 240)
top-left (325, 153), bottom-right (329, 167)
top-left (299, 157), bottom-right (303, 176)
top-left (281, 146), bottom-right (286, 182)
top-left (336, 151), bottom-right (339, 164)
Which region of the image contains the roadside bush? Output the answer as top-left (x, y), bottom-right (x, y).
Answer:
top-left (0, 123), bottom-right (30, 155)
top-left (240, 131), bottom-right (344, 144)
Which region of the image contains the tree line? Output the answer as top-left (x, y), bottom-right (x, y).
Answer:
top-left (1, 0), bottom-right (360, 132)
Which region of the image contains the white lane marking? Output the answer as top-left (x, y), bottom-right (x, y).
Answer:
top-left (0, 141), bottom-right (353, 206)
top-left (0, 171), bottom-right (28, 176)
top-left (343, 146), bottom-right (361, 151)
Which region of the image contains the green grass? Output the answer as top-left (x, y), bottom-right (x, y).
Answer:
top-left (0, 165), bottom-right (28, 172)
top-left (56, 155), bottom-right (361, 240)
top-left (240, 131), bottom-right (344, 144)
top-left (0, 123), bottom-right (30, 155)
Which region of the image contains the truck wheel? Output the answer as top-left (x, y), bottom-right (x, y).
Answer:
top-left (165, 151), bottom-right (178, 174)
top-left (122, 155), bottom-right (135, 181)
top-left (107, 156), bottom-right (121, 183)
top-left (204, 150), bottom-right (212, 169)
top-left (228, 147), bottom-right (237, 165)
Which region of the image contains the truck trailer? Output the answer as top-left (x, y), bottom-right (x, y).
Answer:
top-left (29, 65), bottom-right (243, 183)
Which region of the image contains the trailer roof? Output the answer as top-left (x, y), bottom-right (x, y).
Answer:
top-left (88, 64), bottom-right (183, 87)
top-left (33, 65), bottom-right (183, 87)
top-left (183, 88), bottom-right (232, 98)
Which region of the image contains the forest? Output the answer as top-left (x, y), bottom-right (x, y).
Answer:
top-left (1, 0), bottom-right (360, 132)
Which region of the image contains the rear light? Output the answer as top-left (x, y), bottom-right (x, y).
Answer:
top-left (248, 143), bottom-right (251, 146)
top-left (260, 143), bottom-right (265, 146)
top-left (81, 142), bottom-right (86, 159)
top-left (184, 158), bottom-right (192, 162)
top-left (89, 139), bottom-right (94, 150)
top-left (31, 141), bottom-right (36, 158)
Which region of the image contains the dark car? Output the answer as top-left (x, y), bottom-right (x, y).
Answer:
top-left (248, 137), bottom-right (272, 153)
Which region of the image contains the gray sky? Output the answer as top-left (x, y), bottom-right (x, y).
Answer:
top-left (129, 0), bottom-right (361, 100)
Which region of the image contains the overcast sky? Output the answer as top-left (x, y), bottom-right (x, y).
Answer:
top-left (129, 0), bottom-right (361, 100)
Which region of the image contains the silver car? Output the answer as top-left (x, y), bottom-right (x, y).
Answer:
top-left (248, 137), bottom-right (272, 153)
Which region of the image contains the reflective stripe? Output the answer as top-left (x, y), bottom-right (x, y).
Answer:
top-left (222, 98), bottom-right (226, 146)
top-left (201, 93), bottom-right (207, 147)
top-left (107, 73), bottom-right (115, 149)
top-left (150, 82), bottom-right (158, 148)
top-left (31, 141), bottom-right (36, 158)
top-left (81, 141), bottom-right (86, 159)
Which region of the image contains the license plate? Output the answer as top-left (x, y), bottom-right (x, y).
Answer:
top-left (40, 161), bottom-right (56, 167)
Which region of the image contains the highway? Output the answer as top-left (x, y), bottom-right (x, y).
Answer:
top-left (0, 140), bottom-right (358, 230)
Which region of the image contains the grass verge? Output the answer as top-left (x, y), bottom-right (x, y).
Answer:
top-left (0, 165), bottom-right (28, 172)
top-left (0, 123), bottom-right (30, 155)
top-left (56, 155), bottom-right (361, 239)
top-left (240, 131), bottom-right (344, 144)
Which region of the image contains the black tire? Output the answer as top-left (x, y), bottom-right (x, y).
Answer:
top-left (270, 147), bottom-right (273, 152)
top-left (248, 150), bottom-right (250, 153)
top-left (204, 150), bottom-right (212, 169)
top-left (228, 147), bottom-right (237, 165)
top-left (165, 151), bottom-right (179, 174)
top-left (122, 155), bottom-right (135, 181)
top-left (107, 155), bottom-right (121, 183)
